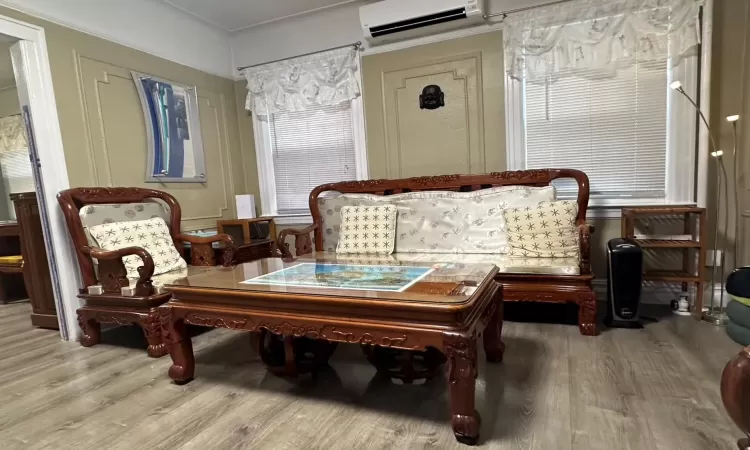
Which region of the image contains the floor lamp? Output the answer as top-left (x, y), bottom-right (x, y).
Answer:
top-left (670, 81), bottom-right (739, 325)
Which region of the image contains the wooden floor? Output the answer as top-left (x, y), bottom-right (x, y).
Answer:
top-left (0, 301), bottom-right (742, 450)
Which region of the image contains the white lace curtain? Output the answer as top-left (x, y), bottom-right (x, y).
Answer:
top-left (504, 0), bottom-right (704, 82)
top-left (0, 115), bottom-right (27, 155)
top-left (242, 47), bottom-right (361, 116)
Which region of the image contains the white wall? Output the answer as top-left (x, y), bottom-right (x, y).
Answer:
top-left (0, 0), bottom-right (233, 78)
top-left (230, 0), bottom-right (551, 73)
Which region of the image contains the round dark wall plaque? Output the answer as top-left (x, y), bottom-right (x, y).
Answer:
top-left (420, 85), bottom-right (445, 110)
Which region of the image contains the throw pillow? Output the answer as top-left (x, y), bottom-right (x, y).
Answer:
top-left (336, 205), bottom-right (397, 254)
top-left (503, 200), bottom-right (579, 258)
top-left (89, 217), bottom-right (187, 278)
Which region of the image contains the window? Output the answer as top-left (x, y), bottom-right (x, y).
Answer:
top-left (507, 55), bottom-right (698, 208)
top-left (254, 99), bottom-right (367, 223)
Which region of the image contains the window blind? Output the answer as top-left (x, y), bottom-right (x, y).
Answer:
top-left (268, 102), bottom-right (356, 215)
top-left (524, 60), bottom-right (668, 200)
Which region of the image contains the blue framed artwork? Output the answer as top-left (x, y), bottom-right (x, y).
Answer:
top-left (132, 72), bottom-right (207, 183)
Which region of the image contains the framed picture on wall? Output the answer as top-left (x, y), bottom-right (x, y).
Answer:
top-left (131, 71), bottom-right (207, 183)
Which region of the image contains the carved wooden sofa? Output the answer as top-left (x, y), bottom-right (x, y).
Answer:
top-left (57, 187), bottom-right (235, 357)
top-left (278, 169), bottom-right (598, 336)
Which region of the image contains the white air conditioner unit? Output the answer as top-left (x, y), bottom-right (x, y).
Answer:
top-left (360, 0), bottom-right (485, 45)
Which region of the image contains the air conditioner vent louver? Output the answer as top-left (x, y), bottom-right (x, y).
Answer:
top-left (360, 0), bottom-right (485, 45)
top-left (369, 8), bottom-right (468, 37)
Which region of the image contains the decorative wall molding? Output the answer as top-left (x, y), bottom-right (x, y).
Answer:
top-left (75, 54), bottom-right (232, 229)
top-left (382, 53), bottom-right (482, 178)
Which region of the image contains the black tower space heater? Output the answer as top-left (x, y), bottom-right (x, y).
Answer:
top-left (606, 238), bottom-right (644, 328)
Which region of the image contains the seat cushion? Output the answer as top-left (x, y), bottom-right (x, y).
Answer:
top-left (504, 200), bottom-right (579, 258)
top-left (318, 185), bottom-right (556, 253)
top-left (727, 300), bottom-right (750, 329)
top-left (89, 217), bottom-right (187, 278)
top-left (336, 205), bottom-right (397, 255)
top-left (727, 268), bottom-right (750, 306)
top-left (330, 251), bottom-right (580, 276)
top-left (727, 318), bottom-right (750, 346)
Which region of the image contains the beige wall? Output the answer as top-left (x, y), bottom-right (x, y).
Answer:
top-left (0, 6), bottom-right (248, 231)
top-left (234, 79), bottom-right (260, 209)
top-left (0, 86), bottom-right (19, 118)
top-left (711, 0), bottom-right (750, 273)
top-left (362, 32), bottom-right (505, 179)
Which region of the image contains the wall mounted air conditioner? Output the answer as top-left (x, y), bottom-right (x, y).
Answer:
top-left (360, 0), bottom-right (485, 45)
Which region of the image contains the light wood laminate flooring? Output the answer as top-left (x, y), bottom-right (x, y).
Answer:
top-left (0, 302), bottom-right (741, 450)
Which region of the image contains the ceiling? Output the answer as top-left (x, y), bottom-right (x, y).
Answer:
top-left (0, 39), bottom-right (17, 90)
top-left (160, 0), bottom-right (360, 32)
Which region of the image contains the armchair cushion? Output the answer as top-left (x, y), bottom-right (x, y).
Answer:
top-left (336, 205), bottom-right (397, 255)
top-left (89, 217), bottom-right (186, 278)
top-left (79, 201), bottom-right (170, 247)
top-left (504, 200), bottom-right (579, 258)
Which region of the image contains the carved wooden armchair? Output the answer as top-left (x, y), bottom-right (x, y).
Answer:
top-left (277, 169), bottom-right (598, 335)
top-left (57, 187), bottom-right (235, 357)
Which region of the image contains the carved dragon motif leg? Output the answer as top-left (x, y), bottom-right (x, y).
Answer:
top-left (160, 306), bottom-right (194, 384)
top-left (483, 295), bottom-right (505, 363)
top-left (577, 290), bottom-right (598, 336)
top-left (77, 309), bottom-right (101, 347)
top-left (444, 332), bottom-right (480, 445)
top-left (140, 310), bottom-right (168, 358)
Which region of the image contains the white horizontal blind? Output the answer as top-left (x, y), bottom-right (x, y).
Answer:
top-left (524, 60), bottom-right (668, 200)
top-left (268, 102), bottom-right (356, 215)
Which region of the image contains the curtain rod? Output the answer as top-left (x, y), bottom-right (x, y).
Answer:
top-left (237, 41), bottom-right (362, 72)
top-left (483, 0), bottom-right (575, 19)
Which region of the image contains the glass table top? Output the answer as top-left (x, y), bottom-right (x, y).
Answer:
top-left (167, 252), bottom-right (497, 304)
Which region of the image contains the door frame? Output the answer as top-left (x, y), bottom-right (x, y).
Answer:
top-left (0, 13), bottom-right (79, 340)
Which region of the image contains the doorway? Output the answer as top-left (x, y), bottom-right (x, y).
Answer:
top-left (0, 14), bottom-right (77, 340)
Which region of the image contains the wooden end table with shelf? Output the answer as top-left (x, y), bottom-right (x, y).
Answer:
top-left (160, 253), bottom-right (504, 445)
top-left (621, 206), bottom-right (707, 316)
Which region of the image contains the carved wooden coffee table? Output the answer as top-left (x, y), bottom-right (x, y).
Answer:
top-left (160, 253), bottom-right (504, 445)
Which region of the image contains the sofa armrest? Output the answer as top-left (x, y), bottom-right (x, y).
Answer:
top-left (82, 245), bottom-right (154, 296)
top-left (278, 224), bottom-right (318, 258)
top-left (175, 233), bottom-right (235, 267)
top-left (578, 223), bottom-right (595, 275)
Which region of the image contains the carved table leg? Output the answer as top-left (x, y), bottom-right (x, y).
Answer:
top-left (577, 292), bottom-right (598, 336)
top-left (160, 307), bottom-right (194, 384)
top-left (362, 346), bottom-right (446, 383)
top-left (77, 310), bottom-right (101, 347)
top-left (256, 329), bottom-right (337, 376)
top-left (140, 311), bottom-right (168, 358)
top-left (444, 332), bottom-right (480, 445)
top-left (483, 297), bottom-right (505, 363)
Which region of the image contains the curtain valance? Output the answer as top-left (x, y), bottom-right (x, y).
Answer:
top-left (242, 47), bottom-right (360, 116)
top-left (504, 0), bottom-right (704, 82)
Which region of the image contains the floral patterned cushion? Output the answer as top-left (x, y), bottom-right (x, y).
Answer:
top-left (503, 200), bottom-right (579, 258)
top-left (79, 202), bottom-right (170, 247)
top-left (318, 186), bottom-right (556, 254)
top-left (336, 205), bottom-right (397, 254)
top-left (89, 217), bottom-right (187, 278)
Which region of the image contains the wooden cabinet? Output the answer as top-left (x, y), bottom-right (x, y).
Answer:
top-left (11, 192), bottom-right (57, 329)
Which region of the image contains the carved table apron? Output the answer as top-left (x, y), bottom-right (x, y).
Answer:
top-left (160, 275), bottom-right (503, 445)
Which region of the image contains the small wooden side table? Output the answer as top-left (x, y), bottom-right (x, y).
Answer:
top-left (621, 206), bottom-right (707, 317)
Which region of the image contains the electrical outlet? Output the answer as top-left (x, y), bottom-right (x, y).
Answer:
top-left (706, 250), bottom-right (723, 266)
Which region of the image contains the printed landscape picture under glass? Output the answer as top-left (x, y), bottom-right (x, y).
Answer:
top-left (132, 71), bottom-right (206, 183)
top-left (241, 263), bottom-right (434, 292)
